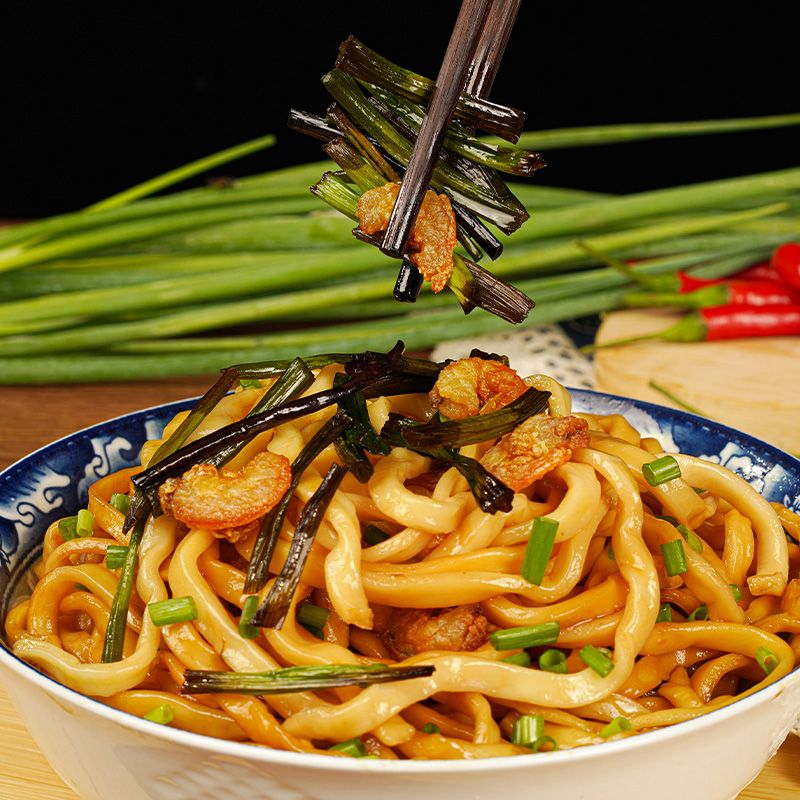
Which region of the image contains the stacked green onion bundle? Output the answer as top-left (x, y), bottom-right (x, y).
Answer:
top-left (0, 79), bottom-right (798, 383)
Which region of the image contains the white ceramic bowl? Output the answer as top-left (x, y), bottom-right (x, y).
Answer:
top-left (1, 391), bottom-right (799, 800)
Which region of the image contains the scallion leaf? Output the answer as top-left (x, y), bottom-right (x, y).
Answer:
top-left (76, 509), bottom-right (94, 538)
top-left (502, 651), bottom-right (532, 668)
top-left (105, 544), bottom-right (129, 570)
top-left (754, 646), bottom-right (778, 675)
top-left (521, 516), bottom-right (559, 585)
top-left (363, 524), bottom-right (391, 546)
top-left (530, 736), bottom-right (559, 753)
top-left (143, 703), bottom-right (174, 725)
top-left (109, 493), bottom-right (131, 514)
top-left (511, 714), bottom-right (544, 747)
top-left (422, 723), bottom-right (441, 735)
top-left (731, 584), bottom-right (743, 603)
top-left (676, 524), bottom-right (703, 553)
top-left (329, 737), bottom-right (368, 758)
top-left (656, 603), bottom-right (673, 623)
top-left (687, 604), bottom-right (709, 621)
top-left (297, 603), bottom-right (330, 632)
top-left (642, 455), bottom-right (682, 486)
top-left (660, 540), bottom-right (688, 577)
top-left (239, 378), bottom-right (262, 390)
top-left (148, 596), bottom-right (198, 626)
top-left (579, 644), bottom-right (615, 677)
top-left (600, 716), bottom-right (632, 738)
top-left (58, 516), bottom-right (79, 541)
top-left (239, 595), bottom-right (261, 640)
top-left (538, 649), bottom-right (567, 674)
top-left (490, 622), bottom-right (560, 651)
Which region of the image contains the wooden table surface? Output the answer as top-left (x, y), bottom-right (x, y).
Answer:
top-left (1, 378), bottom-right (799, 799)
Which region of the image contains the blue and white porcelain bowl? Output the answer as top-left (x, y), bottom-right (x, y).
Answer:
top-left (0, 391), bottom-right (798, 800)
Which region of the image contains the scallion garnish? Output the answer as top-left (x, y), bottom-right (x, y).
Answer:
top-left (76, 509), bottom-right (94, 538)
top-left (329, 737), bottom-right (368, 758)
top-left (58, 516), bottom-right (79, 541)
top-left (656, 603), bottom-right (673, 623)
top-left (538, 649), bottom-right (567, 674)
top-left (422, 723), bottom-right (441, 734)
top-left (239, 378), bottom-right (262, 390)
top-left (143, 703), bottom-right (174, 725)
top-left (363, 524), bottom-right (391, 546)
top-left (600, 716), bottom-right (632, 738)
top-left (579, 644), bottom-right (615, 677)
top-left (754, 646), bottom-right (779, 675)
top-left (660, 540), bottom-right (688, 577)
top-left (642, 455), bottom-right (682, 487)
top-left (731, 584), bottom-right (743, 603)
top-left (297, 603), bottom-right (330, 632)
top-left (490, 622), bottom-right (560, 651)
top-left (239, 595), bottom-right (261, 640)
top-left (105, 544), bottom-right (129, 570)
top-left (530, 736), bottom-right (559, 753)
top-left (502, 651), bottom-right (532, 668)
top-left (109, 493), bottom-right (131, 514)
top-left (687, 604), bottom-right (709, 622)
top-left (511, 714), bottom-right (544, 747)
top-left (521, 516), bottom-right (559, 585)
top-left (148, 596), bottom-right (198, 627)
top-left (676, 524), bottom-right (703, 553)
top-left (180, 663), bottom-right (435, 695)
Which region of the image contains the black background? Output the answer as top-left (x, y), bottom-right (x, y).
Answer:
top-left (2, 3), bottom-right (796, 218)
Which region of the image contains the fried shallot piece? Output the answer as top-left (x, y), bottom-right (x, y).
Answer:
top-left (380, 604), bottom-right (495, 660)
top-left (356, 182), bottom-right (457, 292)
top-left (429, 356), bottom-right (528, 420)
top-left (158, 451), bottom-right (291, 542)
top-left (480, 414), bottom-right (590, 492)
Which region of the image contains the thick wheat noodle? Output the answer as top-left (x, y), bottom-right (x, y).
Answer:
top-left (6, 366), bottom-right (800, 760)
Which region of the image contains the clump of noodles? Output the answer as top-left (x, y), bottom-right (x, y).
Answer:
top-left (6, 356), bottom-right (800, 759)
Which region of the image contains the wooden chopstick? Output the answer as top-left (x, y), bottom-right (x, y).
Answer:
top-left (465, 0), bottom-right (522, 100)
top-left (379, 0), bottom-right (494, 260)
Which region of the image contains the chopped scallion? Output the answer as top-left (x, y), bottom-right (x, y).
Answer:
top-left (329, 737), bottom-right (368, 757)
top-left (143, 703), bottom-right (174, 725)
top-left (58, 516), bottom-right (79, 541)
top-left (511, 714), bottom-right (544, 747)
top-left (490, 622), bottom-right (560, 651)
top-left (109, 493), bottom-right (131, 514)
top-left (676, 524), bottom-right (703, 553)
top-left (74, 583), bottom-right (91, 592)
top-left (642, 455), bottom-right (682, 486)
top-left (363, 523), bottom-right (391, 546)
top-left (422, 723), bottom-right (441, 734)
top-left (655, 514), bottom-right (679, 526)
top-left (239, 595), bottom-right (261, 639)
top-left (600, 716), bottom-right (632, 738)
top-left (239, 378), bottom-right (262, 390)
top-left (731, 584), bottom-right (743, 603)
top-left (538, 648), bottom-right (567, 674)
top-left (656, 603), bottom-right (673, 623)
top-left (579, 644), bottom-right (615, 677)
top-left (148, 596), bottom-right (198, 626)
top-left (75, 509), bottom-right (94, 537)
top-left (687, 604), bottom-right (709, 621)
top-left (755, 645), bottom-right (778, 675)
top-left (105, 544), bottom-right (129, 570)
top-left (502, 651), bottom-right (532, 668)
top-left (297, 603), bottom-right (330, 632)
top-left (521, 516), bottom-right (559, 585)
top-left (530, 736), bottom-right (559, 753)
top-left (660, 539), bottom-right (688, 577)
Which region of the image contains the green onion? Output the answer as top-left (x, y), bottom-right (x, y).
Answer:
top-left (148, 596), bottom-right (198, 626)
top-left (600, 716), bottom-right (632, 738)
top-left (76, 509), bottom-right (94, 538)
top-left (105, 544), bottom-right (129, 570)
top-left (363, 524), bottom-right (391, 546)
top-left (754, 646), bottom-right (779, 675)
top-left (238, 595), bottom-right (261, 640)
top-left (109, 493), bottom-right (131, 514)
top-left (642, 455), bottom-right (682, 487)
top-left (297, 603), bottom-right (330, 632)
top-left (239, 378), bottom-right (262, 390)
top-left (502, 652), bottom-right (532, 668)
top-left (58, 516), bottom-right (79, 541)
top-left (656, 603), bottom-right (673, 623)
top-left (143, 703), bottom-right (175, 725)
top-left (607, 545), bottom-right (614, 561)
top-left (521, 516), bottom-right (559, 585)
top-left (74, 583), bottom-right (91, 592)
top-left (579, 644), bottom-right (615, 677)
top-left (180, 663), bottom-right (435, 695)
top-left (422, 723), bottom-right (441, 735)
top-left (329, 737), bottom-right (368, 758)
top-left (538, 649), bottom-right (568, 674)
top-left (661, 540), bottom-right (689, 577)
top-left (490, 622), bottom-right (560, 651)
top-left (512, 714), bottom-right (545, 747)
top-left (676, 524), bottom-right (703, 553)
top-left (687, 604), bottom-right (709, 622)
top-left (731, 584), bottom-right (743, 603)
top-left (530, 736), bottom-right (559, 753)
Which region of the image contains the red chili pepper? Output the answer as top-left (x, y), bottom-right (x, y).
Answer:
top-left (625, 280), bottom-right (800, 310)
top-left (729, 261), bottom-right (782, 283)
top-left (590, 304), bottom-right (800, 350)
top-left (771, 242), bottom-right (800, 290)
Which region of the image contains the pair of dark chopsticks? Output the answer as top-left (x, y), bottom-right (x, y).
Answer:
top-left (380, 0), bottom-right (522, 300)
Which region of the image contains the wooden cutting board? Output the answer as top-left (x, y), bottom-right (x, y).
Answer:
top-left (593, 308), bottom-right (800, 454)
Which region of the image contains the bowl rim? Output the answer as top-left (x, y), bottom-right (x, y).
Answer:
top-left (1, 388), bottom-right (799, 773)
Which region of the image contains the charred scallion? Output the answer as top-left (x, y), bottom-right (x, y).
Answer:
top-left (181, 662), bottom-right (435, 695)
top-left (252, 462), bottom-right (348, 629)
